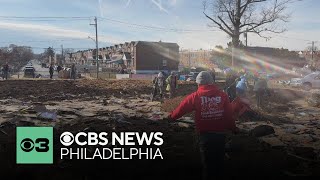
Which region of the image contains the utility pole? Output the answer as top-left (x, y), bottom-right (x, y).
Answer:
top-left (61, 45), bottom-right (64, 65)
top-left (90, 16), bottom-right (99, 78)
top-left (188, 50), bottom-right (191, 68)
top-left (308, 41), bottom-right (318, 62)
top-left (69, 53), bottom-right (72, 64)
top-left (312, 41), bottom-right (315, 61)
top-left (232, 46), bottom-right (234, 67)
top-left (244, 28), bottom-right (248, 47)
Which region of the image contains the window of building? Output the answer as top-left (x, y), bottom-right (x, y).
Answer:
top-left (163, 59), bottom-right (167, 67)
top-left (127, 60), bottom-right (132, 68)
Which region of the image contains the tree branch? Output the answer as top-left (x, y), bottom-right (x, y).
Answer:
top-left (218, 16), bottom-right (234, 33)
top-left (203, 0), bottom-right (296, 46)
top-left (203, 11), bottom-right (233, 36)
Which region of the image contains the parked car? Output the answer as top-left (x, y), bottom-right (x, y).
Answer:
top-left (289, 78), bottom-right (302, 87)
top-left (186, 72), bottom-right (200, 81)
top-left (301, 72), bottom-right (320, 91)
top-left (267, 72), bottom-right (282, 80)
top-left (24, 66), bottom-right (35, 78)
top-left (41, 63), bottom-right (48, 68)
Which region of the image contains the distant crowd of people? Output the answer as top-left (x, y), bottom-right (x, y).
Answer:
top-left (49, 63), bottom-right (77, 80)
top-left (224, 68), bottom-right (270, 109)
top-left (151, 68), bottom-right (270, 107)
top-left (151, 71), bottom-right (178, 101)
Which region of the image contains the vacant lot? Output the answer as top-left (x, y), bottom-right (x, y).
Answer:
top-left (0, 79), bottom-right (320, 179)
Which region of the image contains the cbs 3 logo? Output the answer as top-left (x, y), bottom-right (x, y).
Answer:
top-left (20, 138), bottom-right (49, 152)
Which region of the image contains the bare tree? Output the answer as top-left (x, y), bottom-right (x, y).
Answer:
top-left (63, 48), bottom-right (75, 55)
top-left (0, 44), bottom-right (34, 71)
top-left (203, 0), bottom-right (297, 48)
top-left (306, 46), bottom-right (318, 52)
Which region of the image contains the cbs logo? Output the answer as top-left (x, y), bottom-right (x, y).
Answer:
top-left (20, 138), bottom-right (49, 152)
top-left (60, 132), bottom-right (74, 146)
top-left (60, 132), bottom-right (108, 146)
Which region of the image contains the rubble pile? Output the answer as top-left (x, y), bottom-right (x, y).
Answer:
top-left (266, 88), bottom-right (305, 105)
top-left (306, 90), bottom-right (320, 107)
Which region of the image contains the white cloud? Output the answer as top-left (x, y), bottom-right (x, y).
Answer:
top-left (176, 31), bottom-right (228, 50)
top-left (0, 21), bottom-right (124, 44)
top-left (0, 20), bottom-right (315, 52)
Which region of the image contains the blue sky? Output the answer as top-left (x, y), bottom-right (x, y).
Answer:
top-left (0, 0), bottom-right (319, 53)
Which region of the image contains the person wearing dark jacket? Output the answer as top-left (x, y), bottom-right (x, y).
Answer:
top-left (57, 65), bottom-right (62, 73)
top-left (253, 77), bottom-right (269, 108)
top-left (2, 63), bottom-right (9, 80)
top-left (210, 68), bottom-right (216, 83)
top-left (167, 71), bottom-right (237, 179)
top-left (49, 64), bottom-right (54, 79)
top-left (71, 63), bottom-right (76, 80)
top-left (225, 71), bottom-right (238, 101)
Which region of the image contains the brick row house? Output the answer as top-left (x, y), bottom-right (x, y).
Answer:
top-left (179, 49), bottom-right (215, 69)
top-left (66, 41), bottom-right (179, 74)
top-left (180, 49), bottom-right (212, 67)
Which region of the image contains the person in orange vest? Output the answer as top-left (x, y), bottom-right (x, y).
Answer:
top-left (166, 71), bottom-right (237, 179)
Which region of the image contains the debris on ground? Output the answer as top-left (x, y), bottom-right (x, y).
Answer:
top-left (306, 90), bottom-right (320, 107)
top-left (1, 79), bottom-right (320, 178)
top-left (250, 125), bottom-right (275, 137)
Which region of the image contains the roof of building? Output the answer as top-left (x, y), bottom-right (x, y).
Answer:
top-left (123, 52), bottom-right (132, 60)
top-left (72, 41), bottom-right (179, 56)
top-left (107, 55), bottom-right (124, 64)
top-left (135, 41), bottom-right (178, 46)
top-left (110, 55), bottom-right (123, 61)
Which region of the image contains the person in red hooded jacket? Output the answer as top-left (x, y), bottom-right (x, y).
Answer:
top-left (167, 71), bottom-right (237, 179)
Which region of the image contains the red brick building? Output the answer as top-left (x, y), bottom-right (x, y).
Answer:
top-left (67, 41), bottom-right (179, 74)
top-left (179, 49), bottom-right (216, 69)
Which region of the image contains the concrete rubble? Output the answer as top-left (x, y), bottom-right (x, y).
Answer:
top-left (307, 90), bottom-right (320, 107)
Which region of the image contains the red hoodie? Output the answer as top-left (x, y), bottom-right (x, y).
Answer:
top-left (170, 85), bottom-right (236, 133)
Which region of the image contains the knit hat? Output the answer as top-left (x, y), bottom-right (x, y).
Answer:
top-left (158, 72), bottom-right (164, 78)
top-left (196, 71), bottom-right (214, 85)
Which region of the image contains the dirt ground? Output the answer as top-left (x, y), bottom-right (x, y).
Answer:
top-left (1, 79), bottom-right (320, 179)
